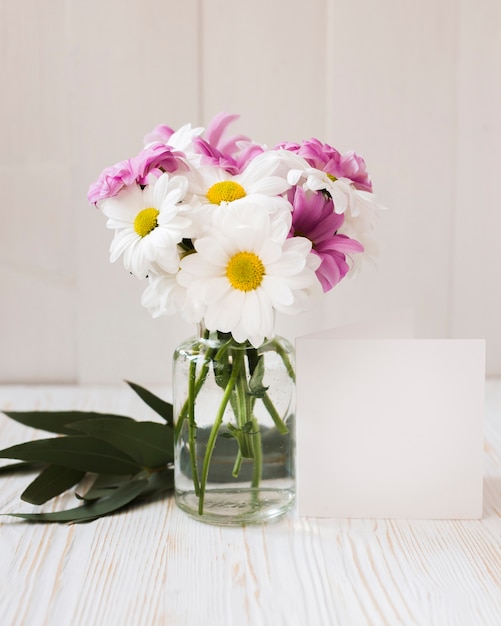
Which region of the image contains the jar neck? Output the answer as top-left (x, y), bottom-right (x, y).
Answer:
top-left (195, 322), bottom-right (231, 343)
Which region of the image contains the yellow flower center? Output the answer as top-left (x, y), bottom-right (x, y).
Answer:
top-left (206, 181), bottom-right (246, 205)
top-left (134, 208), bottom-right (159, 237)
top-left (327, 173), bottom-right (338, 182)
top-left (226, 251), bottom-right (265, 292)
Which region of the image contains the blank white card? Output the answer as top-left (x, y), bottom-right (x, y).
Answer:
top-left (295, 336), bottom-right (485, 519)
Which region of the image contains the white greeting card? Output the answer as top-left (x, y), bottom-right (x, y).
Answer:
top-left (295, 322), bottom-right (485, 519)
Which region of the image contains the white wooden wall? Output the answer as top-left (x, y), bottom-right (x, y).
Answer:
top-left (1, 0), bottom-right (500, 384)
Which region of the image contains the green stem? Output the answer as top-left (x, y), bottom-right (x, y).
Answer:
top-left (273, 338), bottom-right (296, 382)
top-left (235, 364), bottom-right (254, 459)
top-left (250, 416), bottom-right (262, 489)
top-left (198, 352), bottom-right (243, 515)
top-left (231, 450), bottom-right (243, 478)
top-left (175, 337), bottom-right (235, 439)
top-left (187, 357), bottom-right (200, 496)
top-left (175, 348), bottom-right (214, 439)
top-left (234, 352), bottom-right (262, 486)
top-left (262, 392), bottom-right (289, 434)
top-left (235, 370), bottom-right (246, 428)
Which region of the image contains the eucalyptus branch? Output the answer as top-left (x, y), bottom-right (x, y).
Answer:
top-left (0, 382), bottom-right (175, 523)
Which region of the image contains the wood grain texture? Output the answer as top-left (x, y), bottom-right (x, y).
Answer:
top-left (0, 383), bottom-right (500, 626)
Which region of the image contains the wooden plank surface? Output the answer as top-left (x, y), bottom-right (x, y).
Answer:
top-left (0, 382), bottom-right (500, 626)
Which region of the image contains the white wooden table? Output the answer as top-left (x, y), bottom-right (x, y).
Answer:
top-left (0, 382), bottom-right (500, 626)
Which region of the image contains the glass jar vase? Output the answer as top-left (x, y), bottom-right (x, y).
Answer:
top-left (173, 325), bottom-right (296, 525)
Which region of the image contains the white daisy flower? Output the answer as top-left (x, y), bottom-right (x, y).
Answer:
top-left (338, 194), bottom-right (383, 273)
top-left (141, 271), bottom-right (205, 321)
top-left (279, 148), bottom-right (385, 218)
top-left (186, 151), bottom-right (292, 235)
top-left (177, 208), bottom-right (320, 347)
top-left (288, 166), bottom-right (349, 214)
top-left (99, 173), bottom-right (191, 277)
top-left (308, 174), bottom-right (385, 220)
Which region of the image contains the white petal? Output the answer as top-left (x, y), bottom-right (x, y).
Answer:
top-left (329, 181), bottom-right (351, 214)
top-left (100, 185), bottom-right (144, 222)
top-left (257, 239), bottom-right (282, 265)
top-left (306, 172), bottom-right (328, 192)
top-left (261, 276), bottom-right (294, 307)
top-left (109, 230), bottom-right (138, 262)
top-left (238, 151), bottom-right (279, 185)
top-left (240, 290), bottom-right (262, 337)
top-left (168, 124), bottom-right (204, 152)
top-left (287, 169), bottom-right (303, 185)
top-left (124, 241), bottom-right (148, 276)
top-left (245, 176), bottom-right (290, 197)
top-left (195, 237), bottom-right (229, 266)
top-left (242, 289), bottom-right (273, 340)
top-left (205, 290), bottom-right (243, 331)
top-left (267, 251), bottom-right (306, 276)
top-left (203, 276), bottom-right (231, 303)
top-left (282, 267), bottom-right (318, 289)
top-left (275, 149), bottom-right (311, 171)
top-left (179, 253), bottom-right (218, 279)
top-left (282, 236), bottom-right (312, 256)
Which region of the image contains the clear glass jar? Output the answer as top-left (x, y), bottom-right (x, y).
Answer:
top-left (173, 325), bottom-right (295, 525)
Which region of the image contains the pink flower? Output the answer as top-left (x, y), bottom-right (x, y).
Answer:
top-left (87, 160), bottom-right (136, 205)
top-left (287, 186), bottom-right (364, 292)
top-left (278, 138), bottom-right (372, 192)
top-left (143, 124), bottom-right (175, 145)
top-left (88, 143), bottom-right (185, 204)
top-left (193, 112), bottom-right (264, 174)
top-left (192, 137), bottom-right (240, 175)
top-left (204, 112), bottom-right (246, 154)
top-left (131, 143), bottom-right (185, 184)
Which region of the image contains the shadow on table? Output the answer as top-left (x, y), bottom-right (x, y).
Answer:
top-left (482, 476), bottom-right (501, 518)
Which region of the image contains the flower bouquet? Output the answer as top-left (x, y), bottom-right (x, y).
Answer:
top-left (89, 113), bottom-right (383, 524)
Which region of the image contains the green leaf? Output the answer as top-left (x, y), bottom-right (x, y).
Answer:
top-left (225, 423), bottom-right (257, 458)
top-left (213, 350), bottom-right (231, 389)
top-left (248, 357), bottom-right (269, 398)
top-left (125, 381), bottom-right (173, 427)
top-left (0, 461), bottom-right (44, 475)
top-left (2, 411), bottom-right (133, 436)
top-left (76, 473), bottom-right (133, 501)
top-left (0, 380), bottom-right (178, 523)
top-left (0, 436), bottom-right (141, 475)
top-left (6, 478), bottom-right (150, 523)
top-left (141, 467), bottom-right (174, 496)
top-left (68, 418), bottom-right (173, 468)
top-left (79, 467), bottom-right (174, 503)
top-left (21, 465), bottom-right (85, 505)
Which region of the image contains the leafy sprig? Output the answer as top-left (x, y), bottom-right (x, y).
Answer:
top-left (0, 381), bottom-right (174, 523)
